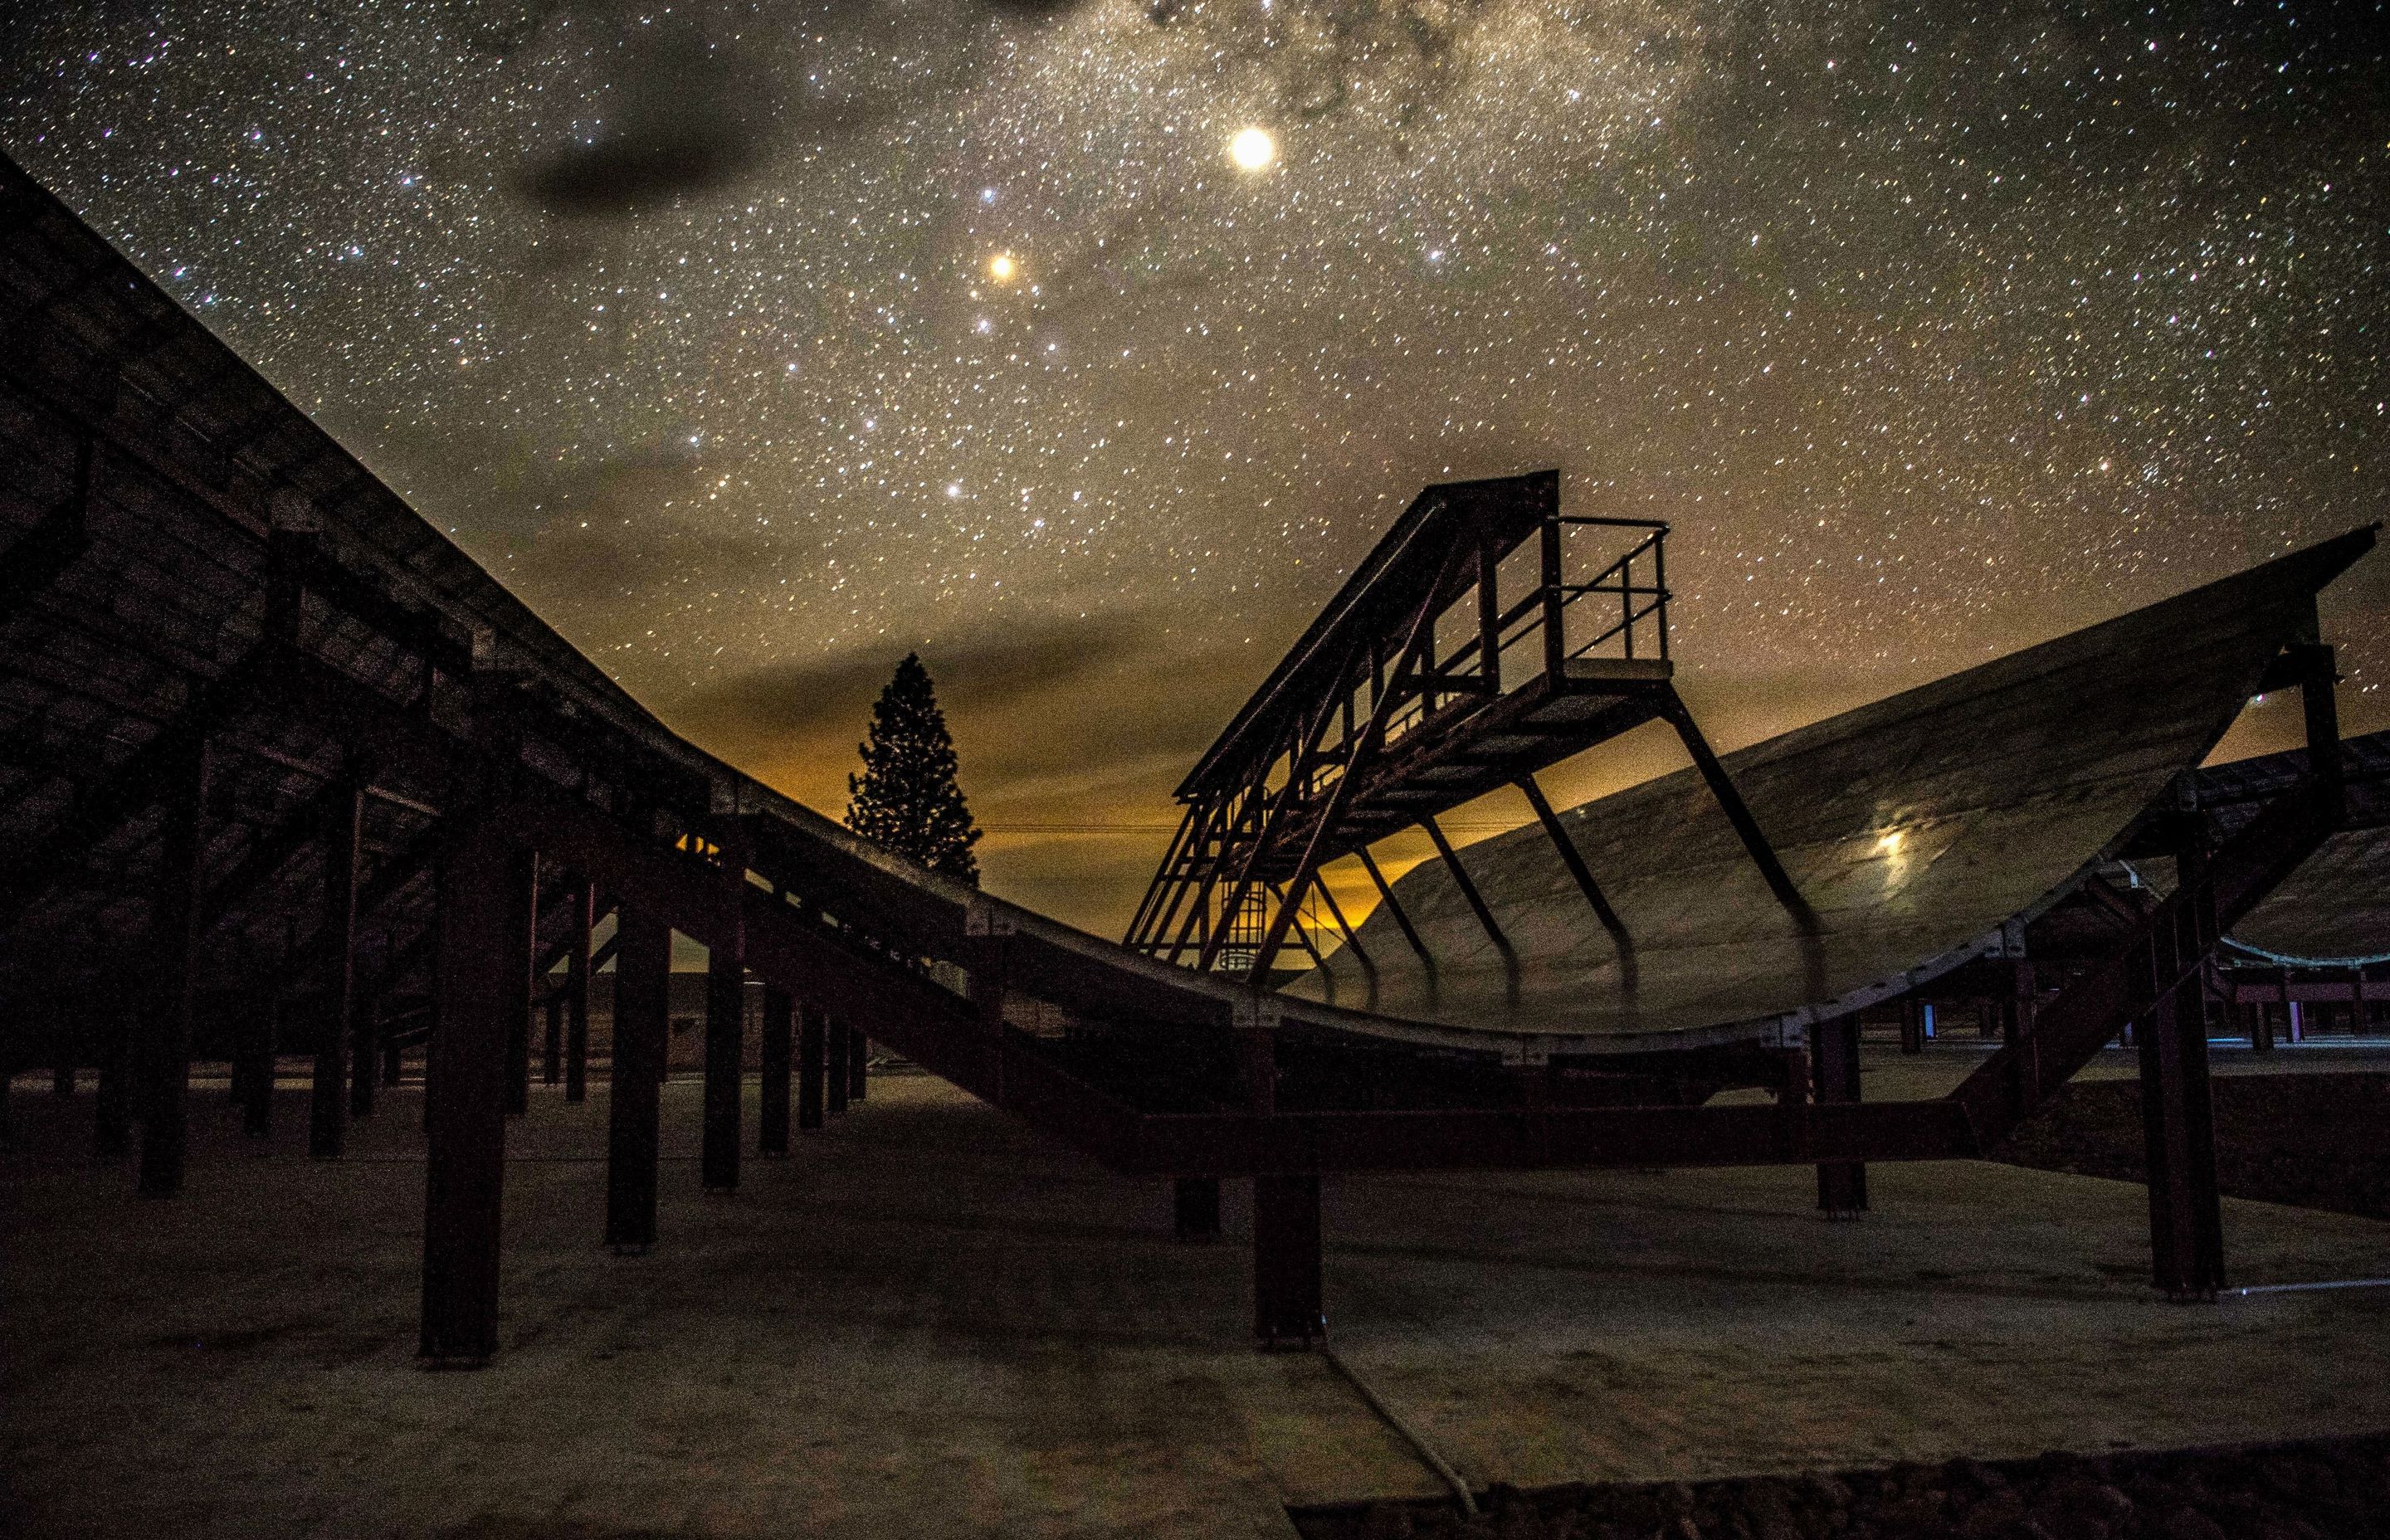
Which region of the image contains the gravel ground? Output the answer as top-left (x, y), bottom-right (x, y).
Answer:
top-left (1292, 1431), bottom-right (2390, 1540)
top-left (1992, 1072), bottom-right (2390, 1222)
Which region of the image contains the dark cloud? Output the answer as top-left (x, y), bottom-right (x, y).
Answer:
top-left (508, 7), bottom-right (782, 217)
top-left (518, 111), bottom-right (761, 217)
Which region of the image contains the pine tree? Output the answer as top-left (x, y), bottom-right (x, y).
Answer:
top-left (844, 653), bottom-right (982, 885)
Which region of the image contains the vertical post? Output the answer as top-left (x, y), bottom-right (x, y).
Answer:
top-left (350, 990), bottom-right (379, 1120)
top-left (1812, 1016), bottom-right (1867, 1218)
top-left (1539, 514), bottom-right (1565, 680)
top-left (542, 992), bottom-right (563, 1087)
top-left (758, 986), bottom-right (793, 1155)
top-left (2299, 641), bottom-right (2343, 818)
top-left (1475, 538), bottom-right (1499, 692)
top-left (1253, 1173), bottom-right (1324, 1346)
top-left (139, 735), bottom-right (212, 1197)
top-left (848, 1025), bottom-right (869, 1104)
top-left (311, 782), bottom-right (362, 1157)
top-left (967, 900), bottom-right (1010, 1102)
top-left (418, 824), bottom-right (530, 1365)
top-left (701, 941), bottom-right (745, 1193)
top-left (827, 1016), bottom-right (850, 1115)
top-left (1174, 1177), bottom-right (1222, 1241)
top-left (93, 1006), bottom-right (130, 1158)
top-left (564, 885), bottom-right (593, 1103)
top-left (1241, 1002), bottom-right (1322, 1345)
top-left (605, 906), bottom-right (671, 1252)
top-left (2002, 958), bottom-right (2041, 1112)
top-left (503, 855), bottom-right (540, 1117)
top-left (2136, 981), bottom-right (2225, 1299)
top-left (1899, 997), bottom-right (1924, 1055)
top-left (241, 991), bottom-right (277, 1138)
top-left (702, 823), bottom-right (749, 1192)
top-left (1652, 525), bottom-right (1670, 660)
top-left (797, 1001), bottom-right (827, 1132)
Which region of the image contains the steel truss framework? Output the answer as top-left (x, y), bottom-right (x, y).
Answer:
top-left (1125, 471), bottom-right (1800, 980)
top-left (0, 153), bottom-right (2375, 1360)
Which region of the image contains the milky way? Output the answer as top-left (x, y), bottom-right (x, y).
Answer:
top-left (4, 0), bottom-right (2384, 929)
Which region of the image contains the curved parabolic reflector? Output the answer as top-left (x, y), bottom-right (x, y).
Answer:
top-left (1285, 530), bottom-right (2376, 1053)
top-left (2228, 824), bottom-right (2390, 965)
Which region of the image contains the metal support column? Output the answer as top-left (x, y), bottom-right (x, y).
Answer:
top-left (1812, 1016), bottom-right (1867, 1217)
top-left (139, 736), bottom-right (211, 1196)
top-left (827, 1016), bottom-right (850, 1115)
top-left (541, 992), bottom-right (563, 1087)
top-left (350, 990), bottom-right (380, 1120)
top-left (502, 855), bottom-right (540, 1118)
top-left (312, 782), bottom-right (363, 1157)
top-left (1253, 1173), bottom-right (1324, 1347)
top-left (241, 992), bottom-right (277, 1138)
top-left (605, 905), bottom-right (671, 1253)
top-left (92, 1006), bottom-right (129, 1158)
top-left (701, 943), bottom-right (745, 1193)
top-left (848, 1025), bottom-right (868, 1104)
top-left (2137, 981), bottom-right (2226, 1299)
top-left (797, 1001), bottom-right (827, 1132)
top-left (418, 826), bottom-right (532, 1365)
top-left (758, 985), bottom-right (793, 1155)
top-left (2002, 958), bottom-right (2041, 1112)
top-left (967, 903), bottom-right (1010, 1101)
top-left (564, 885), bottom-right (593, 1103)
top-left (1240, 1004), bottom-right (1321, 1343)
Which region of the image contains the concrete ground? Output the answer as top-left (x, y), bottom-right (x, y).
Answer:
top-left (4, 1050), bottom-right (2388, 1539)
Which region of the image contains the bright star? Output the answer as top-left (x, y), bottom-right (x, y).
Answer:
top-left (987, 252), bottom-right (1017, 283)
top-left (1227, 126), bottom-right (1277, 173)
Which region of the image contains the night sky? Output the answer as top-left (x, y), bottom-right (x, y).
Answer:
top-left (5, 1), bottom-right (2384, 933)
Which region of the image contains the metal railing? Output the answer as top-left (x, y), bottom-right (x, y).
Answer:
top-left (1554, 517), bottom-right (1670, 665)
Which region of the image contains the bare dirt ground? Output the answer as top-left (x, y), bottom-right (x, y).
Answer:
top-left (4, 1063), bottom-right (2387, 1538)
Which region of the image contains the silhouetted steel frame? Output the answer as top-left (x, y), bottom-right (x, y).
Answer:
top-left (0, 154), bottom-right (2368, 1360)
top-left (1128, 473), bottom-right (1805, 974)
top-left (4, 481), bottom-right (2356, 1351)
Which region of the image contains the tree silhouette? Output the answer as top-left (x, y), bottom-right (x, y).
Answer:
top-left (844, 652), bottom-right (982, 885)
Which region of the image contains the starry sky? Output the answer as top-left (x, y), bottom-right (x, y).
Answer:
top-left (4, 0), bottom-right (2385, 934)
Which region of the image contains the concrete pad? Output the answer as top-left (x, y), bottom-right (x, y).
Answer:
top-left (5, 1071), bottom-right (2387, 1538)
